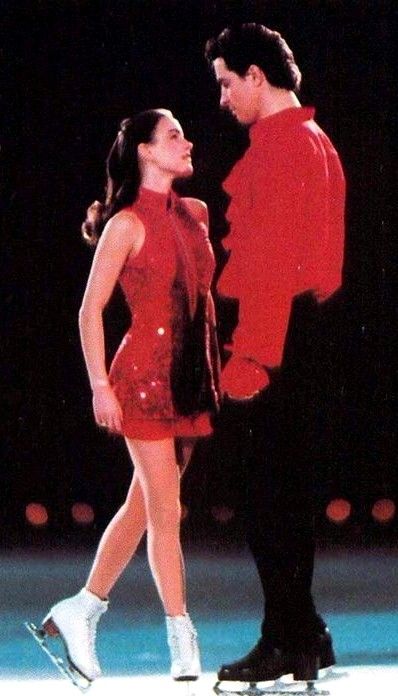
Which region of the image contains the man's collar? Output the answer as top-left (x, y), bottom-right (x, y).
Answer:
top-left (249, 106), bottom-right (316, 143)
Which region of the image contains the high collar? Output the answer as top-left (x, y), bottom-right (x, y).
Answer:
top-left (249, 106), bottom-right (315, 145)
top-left (136, 186), bottom-right (177, 212)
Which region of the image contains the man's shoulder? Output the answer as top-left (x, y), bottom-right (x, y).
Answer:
top-left (300, 118), bottom-right (338, 152)
top-left (251, 120), bottom-right (325, 165)
top-left (280, 118), bottom-right (340, 167)
top-left (294, 121), bottom-right (325, 157)
top-left (250, 114), bottom-right (327, 154)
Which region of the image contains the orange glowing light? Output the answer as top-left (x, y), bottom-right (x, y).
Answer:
top-left (25, 503), bottom-right (49, 526)
top-left (326, 498), bottom-right (351, 524)
top-left (71, 502), bottom-right (95, 525)
top-left (371, 498), bottom-right (396, 524)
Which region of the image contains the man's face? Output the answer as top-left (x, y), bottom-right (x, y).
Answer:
top-left (213, 57), bottom-right (260, 125)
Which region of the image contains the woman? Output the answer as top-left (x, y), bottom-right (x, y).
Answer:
top-left (34, 109), bottom-right (220, 686)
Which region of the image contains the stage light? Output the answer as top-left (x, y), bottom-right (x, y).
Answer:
top-left (71, 502), bottom-right (94, 525)
top-left (211, 505), bottom-right (235, 523)
top-left (25, 502), bottom-right (49, 526)
top-left (371, 498), bottom-right (396, 524)
top-left (326, 498), bottom-right (351, 524)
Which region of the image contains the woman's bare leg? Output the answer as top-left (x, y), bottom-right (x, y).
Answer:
top-left (39, 436), bottom-right (198, 682)
top-left (86, 473), bottom-right (147, 599)
top-left (125, 437), bottom-right (186, 616)
top-left (85, 438), bottom-right (195, 600)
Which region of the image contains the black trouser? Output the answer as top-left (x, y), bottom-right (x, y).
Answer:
top-left (218, 295), bottom-right (327, 650)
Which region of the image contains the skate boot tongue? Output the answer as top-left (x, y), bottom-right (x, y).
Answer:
top-left (166, 614), bottom-right (201, 681)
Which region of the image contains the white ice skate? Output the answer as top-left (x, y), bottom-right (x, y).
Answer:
top-left (25, 588), bottom-right (108, 691)
top-left (166, 613), bottom-right (201, 681)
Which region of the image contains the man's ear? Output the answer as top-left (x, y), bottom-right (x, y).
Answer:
top-left (245, 64), bottom-right (266, 86)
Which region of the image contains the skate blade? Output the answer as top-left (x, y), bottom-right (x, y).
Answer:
top-left (316, 667), bottom-right (349, 682)
top-left (24, 621), bottom-right (92, 693)
top-left (213, 679), bottom-right (330, 696)
top-left (174, 675), bottom-right (199, 681)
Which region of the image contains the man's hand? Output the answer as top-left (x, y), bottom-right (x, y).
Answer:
top-left (221, 354), bottom-right (270, 400)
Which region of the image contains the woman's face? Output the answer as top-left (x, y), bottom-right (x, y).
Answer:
top-left (142, 112), bottom-right (193, 179)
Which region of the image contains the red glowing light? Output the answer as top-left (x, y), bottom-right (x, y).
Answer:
top-left (25, 503), bottom-right (49, 526)
top-left (71, 502), bottom-right (94, 525)
top-left (372, 498), bottom-right (396, 524)
top-left (326, 498), bottom-right (351, 524)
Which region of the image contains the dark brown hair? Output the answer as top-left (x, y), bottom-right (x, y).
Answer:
top-left (81, 109), bottom-right (165, 245)
top-left (205, 23), bottom-right (302, 93)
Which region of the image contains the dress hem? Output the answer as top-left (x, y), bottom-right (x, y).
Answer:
top-left (119, 413), bottom-right (213, 440)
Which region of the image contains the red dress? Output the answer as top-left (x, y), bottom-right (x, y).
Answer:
top-left (109, 186), bottom-right (220, 440)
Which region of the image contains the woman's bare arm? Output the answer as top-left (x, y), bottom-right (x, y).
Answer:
top-left (79, 210), bottom-right (144, 430)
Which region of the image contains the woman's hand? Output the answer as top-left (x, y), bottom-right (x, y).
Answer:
top-left (221, 354), bottom-right (270, 400)
top-left (92, 384), bottom-right (123, 434)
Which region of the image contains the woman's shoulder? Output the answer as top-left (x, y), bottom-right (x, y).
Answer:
top-left (180, 197), bottom-right (209, 228)
top-left (100, 207), bottom-right (145, 252)
top-left (110, 206), bottom-right (144, 228)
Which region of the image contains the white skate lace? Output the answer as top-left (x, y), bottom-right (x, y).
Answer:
top-left (170, 621), bottom-right (196, 663)
top-left (84, 610), bottom-right (101, 666)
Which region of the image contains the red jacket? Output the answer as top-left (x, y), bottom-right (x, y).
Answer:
top-left (219, 107), bottom-right (345, 394)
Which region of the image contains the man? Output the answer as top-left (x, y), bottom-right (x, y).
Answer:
top-left (205, 24), bottom-right (345, 685)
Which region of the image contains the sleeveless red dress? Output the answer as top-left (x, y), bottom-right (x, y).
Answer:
top-left (108, 186), bottom-right (220, 440)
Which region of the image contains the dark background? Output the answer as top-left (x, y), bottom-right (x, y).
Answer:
top-left (1, 0), bottom-right (396, 549)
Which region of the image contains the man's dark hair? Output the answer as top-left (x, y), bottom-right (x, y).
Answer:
top-left (205, 23), bottom-right (302, 93)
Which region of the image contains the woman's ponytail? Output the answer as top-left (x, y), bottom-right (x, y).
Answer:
top-left (81, 109), bottom-right (165, 246)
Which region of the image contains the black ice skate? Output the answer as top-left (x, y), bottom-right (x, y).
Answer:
top-left (213, 634), bottom-right (334, 696)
